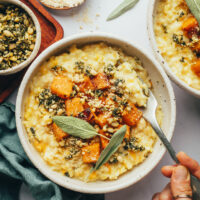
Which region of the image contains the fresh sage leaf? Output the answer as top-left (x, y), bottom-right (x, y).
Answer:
top-left (52, 116), bottom-right (98, 139)
top-left (92, 125), bottom-right (127, 171)
top-left (107, 0), bottom-right (139, 21)
top-left (52, 116), bottom-right (110, 140)
top-left (185, 0), bottom-right (200, 26)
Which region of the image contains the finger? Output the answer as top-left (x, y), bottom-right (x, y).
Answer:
top-left (171, 166), bottom-right (192, 200)
top-left (161, 166), bottom-right (175, 178)
top-left (152, 193), bottom-right (160, 200)
top-left (177, 152), bottom-right (200, 179)
top-left (159, 184), bottom-right (173, 200)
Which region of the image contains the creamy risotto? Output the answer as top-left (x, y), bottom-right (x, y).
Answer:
top-left (154, 0), bottom-right (200, 90)
top-left (24, 43), bottom-right (161, 182)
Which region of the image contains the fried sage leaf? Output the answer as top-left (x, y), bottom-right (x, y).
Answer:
top-left (185, 0), bottom-right (200, 26)
top-left (52, 116), bottom-right (110, 140)
top-left (92, 125), bottom-right (127, 171)
top-left (107, 0), bottom-right (139, 21)
top-left (52, 116), bottom-right (98, 139)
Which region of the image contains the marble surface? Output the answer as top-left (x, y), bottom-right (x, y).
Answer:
top-left (8, 0), bottom-right (200, 199)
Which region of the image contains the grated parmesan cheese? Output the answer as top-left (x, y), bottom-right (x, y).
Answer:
top-left (41, 0), bottom-right (84, 8)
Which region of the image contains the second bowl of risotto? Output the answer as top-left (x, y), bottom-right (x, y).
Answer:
top-left (148, 0), bottom-right (200, 98)
top-left (16, 33), bottom-right (175, 193)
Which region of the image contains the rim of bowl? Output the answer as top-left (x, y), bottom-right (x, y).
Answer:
top-left (147, 0), bottom-right (200, 98)
top-left (16, 32), bottom-right (176, 194)
top-left (0, 0), bottom-right (41, 75)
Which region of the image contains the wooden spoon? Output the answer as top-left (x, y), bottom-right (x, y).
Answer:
top-left (39, 0), bottom-right (85, 10)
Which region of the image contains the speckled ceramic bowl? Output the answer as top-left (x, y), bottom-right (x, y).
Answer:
top-left (147, 0), bottom-right (200, 98)
top-left (16, 32), bottom-right (176, 194)
top-left (0, 0), bottom-right (41, 75)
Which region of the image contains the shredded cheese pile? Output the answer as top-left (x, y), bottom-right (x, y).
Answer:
top-left (41, 0), bottom-right (84, 8)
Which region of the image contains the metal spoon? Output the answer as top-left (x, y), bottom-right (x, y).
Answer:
top-left (142, 90), bottom-right (200, 200)
top-left (39, 0), bottom-right (85, 10)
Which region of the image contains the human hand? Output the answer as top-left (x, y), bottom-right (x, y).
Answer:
top-left (152, 152), bottom-right (200, 200)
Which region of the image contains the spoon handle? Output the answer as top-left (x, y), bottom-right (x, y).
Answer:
top-left (148, 119), bottom-right (200, 200)
top-left (149, 119), bottom-right (179, 164)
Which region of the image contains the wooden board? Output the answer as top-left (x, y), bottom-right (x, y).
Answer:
top-left (0, 0), bottom-right (64, 103)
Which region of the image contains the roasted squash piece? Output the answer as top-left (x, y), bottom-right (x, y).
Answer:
top-left (122, 103), bottom-right (142, 126)
top-left (124, 125), bottom-right (130, 139)
top-left (191, 60), bottom-right (200, 77)
top-left (81, 143), bottom-right (100, 163)
top-left (94, 112), bottom-right (111, 128)
top-left (182, 16), bottom-right (198, 31)
top-left (51, 76), bottom-right (73, 99)
top-left (65, 97), bottom-right (84, 116)
top-left (52, 123), bottom-right (69, 141)
top-left (99, 130), bottom-right (109, 149)
top-left (92, 73), bottom-right (110, 90)
top-left (78, 76), bottom-right (95, 92)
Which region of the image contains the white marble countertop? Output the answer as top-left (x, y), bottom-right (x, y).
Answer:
top-left (8, 0), bottom-right (200, 199)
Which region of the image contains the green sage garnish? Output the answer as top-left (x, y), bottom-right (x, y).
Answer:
top-left (107, 0), bottom-right (139, 21)
top-left (185, 0), bottom-right (200, 26)
top-left (91, 125), bottom-right (127, 172)
top-left (52, 116), bottom-right (110, 140)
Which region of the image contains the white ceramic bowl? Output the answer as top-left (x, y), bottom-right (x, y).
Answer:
top-left (16, 32), bottom-right (176, 194)
top-left (147, 0), bottom-right (200, 98)
top-left (0, 0), bottom-right (41, 75)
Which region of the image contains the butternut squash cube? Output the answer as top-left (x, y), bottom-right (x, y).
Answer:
top-left (122, 104), bottom-right (142, 126)
top-left (52, 123), bottom-right (69, 141)
top-left (78, 76), bottom-right (95, 92)
top-left (94, 112), bottom-right (111, 128)
top-left (182, 16), bottom-right (198, 31)
top-left (124, 125), bottom-right (130, 139)
top-left (92, 73), bottom-right (110, 90)
top-left (65, 97), bottom-right (84, 116)
top-left (81, 143), bottom-right (100, 163)
top-left (51, 76), bottom-right (73, 99)
top-left (99, 130), bottom-right (109, 149)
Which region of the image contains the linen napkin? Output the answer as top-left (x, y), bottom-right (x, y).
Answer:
top-left (0, 102), bottom-right (104, 200)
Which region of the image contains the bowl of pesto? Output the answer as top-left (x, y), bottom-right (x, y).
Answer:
top-left (0, 0), bottom-right (41, 75)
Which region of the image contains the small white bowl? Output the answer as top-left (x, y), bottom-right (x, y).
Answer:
top-left (16, 32), bottom-right (176, 194)
top-left (0, 0), bottom-right (41, 75)
top-left (147, 0), bottom-right (200, 98)
top-left (39, 0), bottom-right (85, 10)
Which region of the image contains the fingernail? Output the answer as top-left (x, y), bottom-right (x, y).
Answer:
top-left (174, 166), bottom-right (189, 181)
top-left (152, 193), bottom-right (159, 200)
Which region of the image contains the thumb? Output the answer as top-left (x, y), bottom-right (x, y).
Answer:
top-left (171, 165), bottom-right (192, 200)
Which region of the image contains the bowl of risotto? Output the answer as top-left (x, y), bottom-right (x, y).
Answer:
top-left (16, 33), bottom-right (175, 193)
top-left (148, 0), bottom-right (200, 98)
